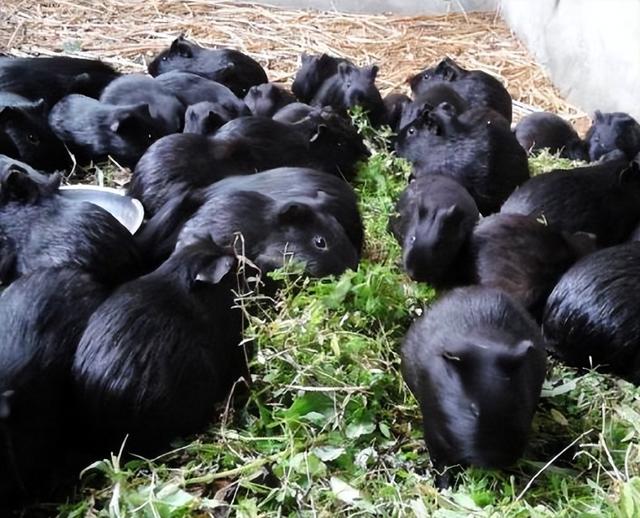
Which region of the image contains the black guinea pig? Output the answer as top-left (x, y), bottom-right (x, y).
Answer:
top-left (398, 83), bottom-right (468, 132)
top-left (148, 36), bottom-right (268, 97)
top-left (585, 110), bottom-right (640, 162)
top-left (154, 71), bottom-right (250, 117)
top-left (0, 155), bottom-right (143, 285)
top-left (514, 112), bottom-right (588, 161)
top-left (100, 73), bottom-right (185, 135)
top-left (383, 93), bottom-right (411, 133)
top-left (244, 83), bottom-right (296, 117)
top-left (466, 213), bottom-right (596, 317)
top-left (178, 191), bottom-right (358, 277)
top-left (48, 94), bottom-right (164, 168)
top-left (0, 55), bottom-right (120, 107)
top-left (396, 103), bottom-right (529, 214)
top-left (409, 57), bottom-right (512, 123)
top-left (0, 267), bottom-right (108, 509)
top-left (0, 95), bottom-right (71, 172)
top-left (130, 114), bottom-right (367, 215)
top-left (197, 166), bottom-right (363, 253)
top-left (501, 155), bottom-right (640, 247)
top-left (389, 174), bottom-right (479, 287)
top-left (183, 101), bottom-right (235, 135)
top-left (311, 62), bottom-right (386, 127)
top-left (72, 238), bottom-right (250, 454)
top-left (543, 242), bottom-right (640, 383)
top-left (291, 53), bottom-right (353, 104)
top-left (401, 286), bottom-right (546, 484)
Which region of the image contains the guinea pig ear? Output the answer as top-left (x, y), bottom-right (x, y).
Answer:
top-left (2, 167), bottom-right (39, 202)
top-left (110, 104), bottom-right (151, 134)
top-left (0, 105), bottom-right (16, 123)
top-left (195, 254), bottom-right (236, 285)
top-left (436, 57), bottom-right (461, 81)
top-left (366, 65), bottom-right (379, 81)
top-left (170, 36), bottom-right (193, 58)
top-left (562, 231), bottom-right (597, 257)
top-left (338, 62), bottom-right (351, 80)
top-left (206, 110), bottom-right (226, 129)
top-left (277, 202), bottom-right (313, 226)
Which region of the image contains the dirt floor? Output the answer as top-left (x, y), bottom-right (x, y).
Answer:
top-left (0, 0), bottom-right (591, 132)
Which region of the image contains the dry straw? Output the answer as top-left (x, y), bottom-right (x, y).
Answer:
top-left (1, 0), bottom-right (589, 130)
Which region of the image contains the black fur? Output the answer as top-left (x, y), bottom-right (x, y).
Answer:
top-left (398, 83), bottom-right (468, 132)
top-left (585, 111), bottom-right (640, 162)
top-left (0, 95), bottom-right (71, 171)
top-left (401, 286), bottom-right (546, 479)
top-left (396, 104), bottom-right (529, 214)
top-left (0, 155), bottom-right (143, 285)
top-left (466, 213), bottom-right (596, 317)
top-left (389, 174), bottom-right (478, 286)
top-left (272, 102), bottom-right (317, 124)
top-left (183, 101), bottom-right (233, 135)
top-left (409, 57), bottom-right (513, 123)
top-left (543, 243), bottom-right (640, 383)
top-left (154, 71), bottom-right (250, 117)
top-left (130, 114), bottom-right (368, 215)
top-left (0, 56), bottom-right (120, 107)
top-left (0, 267), bottom-right (108, 509)
top-left (72, 239), bottom-right (249, 453)
top-left (48, 94), bottom-right (164, 168)
top-left (177, 167), bottom-right (362, 276)
top-left (100, 73), bottom-right (185, 135)
top-left (291, 53), bottom-right (352, 104)
top-left (311, 62), bottom-right (386, 127)
top-left (514, 112), bottom-right (588, 160)
top-left (244, 83), bottom-right (296, 117)
top-left (383, 93), bottom-right (411, 133)
top-left (148, 36), bottom-right (268, 97)
top-left (501, 156), bottom-right (640, 246)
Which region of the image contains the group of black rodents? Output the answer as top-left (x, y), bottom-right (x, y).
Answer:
top-left (1, 34), bottom-right (640, 509)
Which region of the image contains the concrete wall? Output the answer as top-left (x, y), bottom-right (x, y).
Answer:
top-left (499, 0), bottom-right (640, 120)
top-left (260, 0), bottom-right (497, 15)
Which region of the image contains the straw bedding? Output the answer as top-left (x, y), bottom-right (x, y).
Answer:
top-left (0, 0), bottom-right (590, 131)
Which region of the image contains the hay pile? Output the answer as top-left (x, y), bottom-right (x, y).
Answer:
top-left (1, 0), bottom-right (589, 130)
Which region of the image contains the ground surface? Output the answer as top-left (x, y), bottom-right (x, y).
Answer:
top-left (2, 2), bottom-right (639, 517)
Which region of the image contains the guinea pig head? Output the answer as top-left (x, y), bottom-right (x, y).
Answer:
top-left (0, 159), bottom-right (60, 205)
top-left (427, 336), bottom-right (544, 468)
top-left (402, 203), bottom-right (469, 284)
top-left (256, 200), bottom-right (358, 277)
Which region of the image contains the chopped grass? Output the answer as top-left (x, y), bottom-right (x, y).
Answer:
top-left (51, 116), bottom-right (640, 517)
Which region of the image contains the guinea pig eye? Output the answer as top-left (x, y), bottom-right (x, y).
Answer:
top-left (407, 127), bottom-right (416, 136)
top-left (410, 235), bottom-right (416, 244)
top-left (161, 56), bottom-right (168, 61)
top-left (314, 236), bottom-right (327, 249)
top-left (27, 133), bottom-right (40, 145)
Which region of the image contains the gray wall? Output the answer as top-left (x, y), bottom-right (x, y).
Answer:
top-left (259, 0), bottom-right (497, 14)
top-left (500, 0), bottom-right (640, 120)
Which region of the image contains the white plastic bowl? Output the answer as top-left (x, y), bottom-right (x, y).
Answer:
top-left (59, 185), bottom-right (145, 234)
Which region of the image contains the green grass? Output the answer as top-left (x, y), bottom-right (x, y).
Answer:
top-left (51, 116), bottom-right (640, 517)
